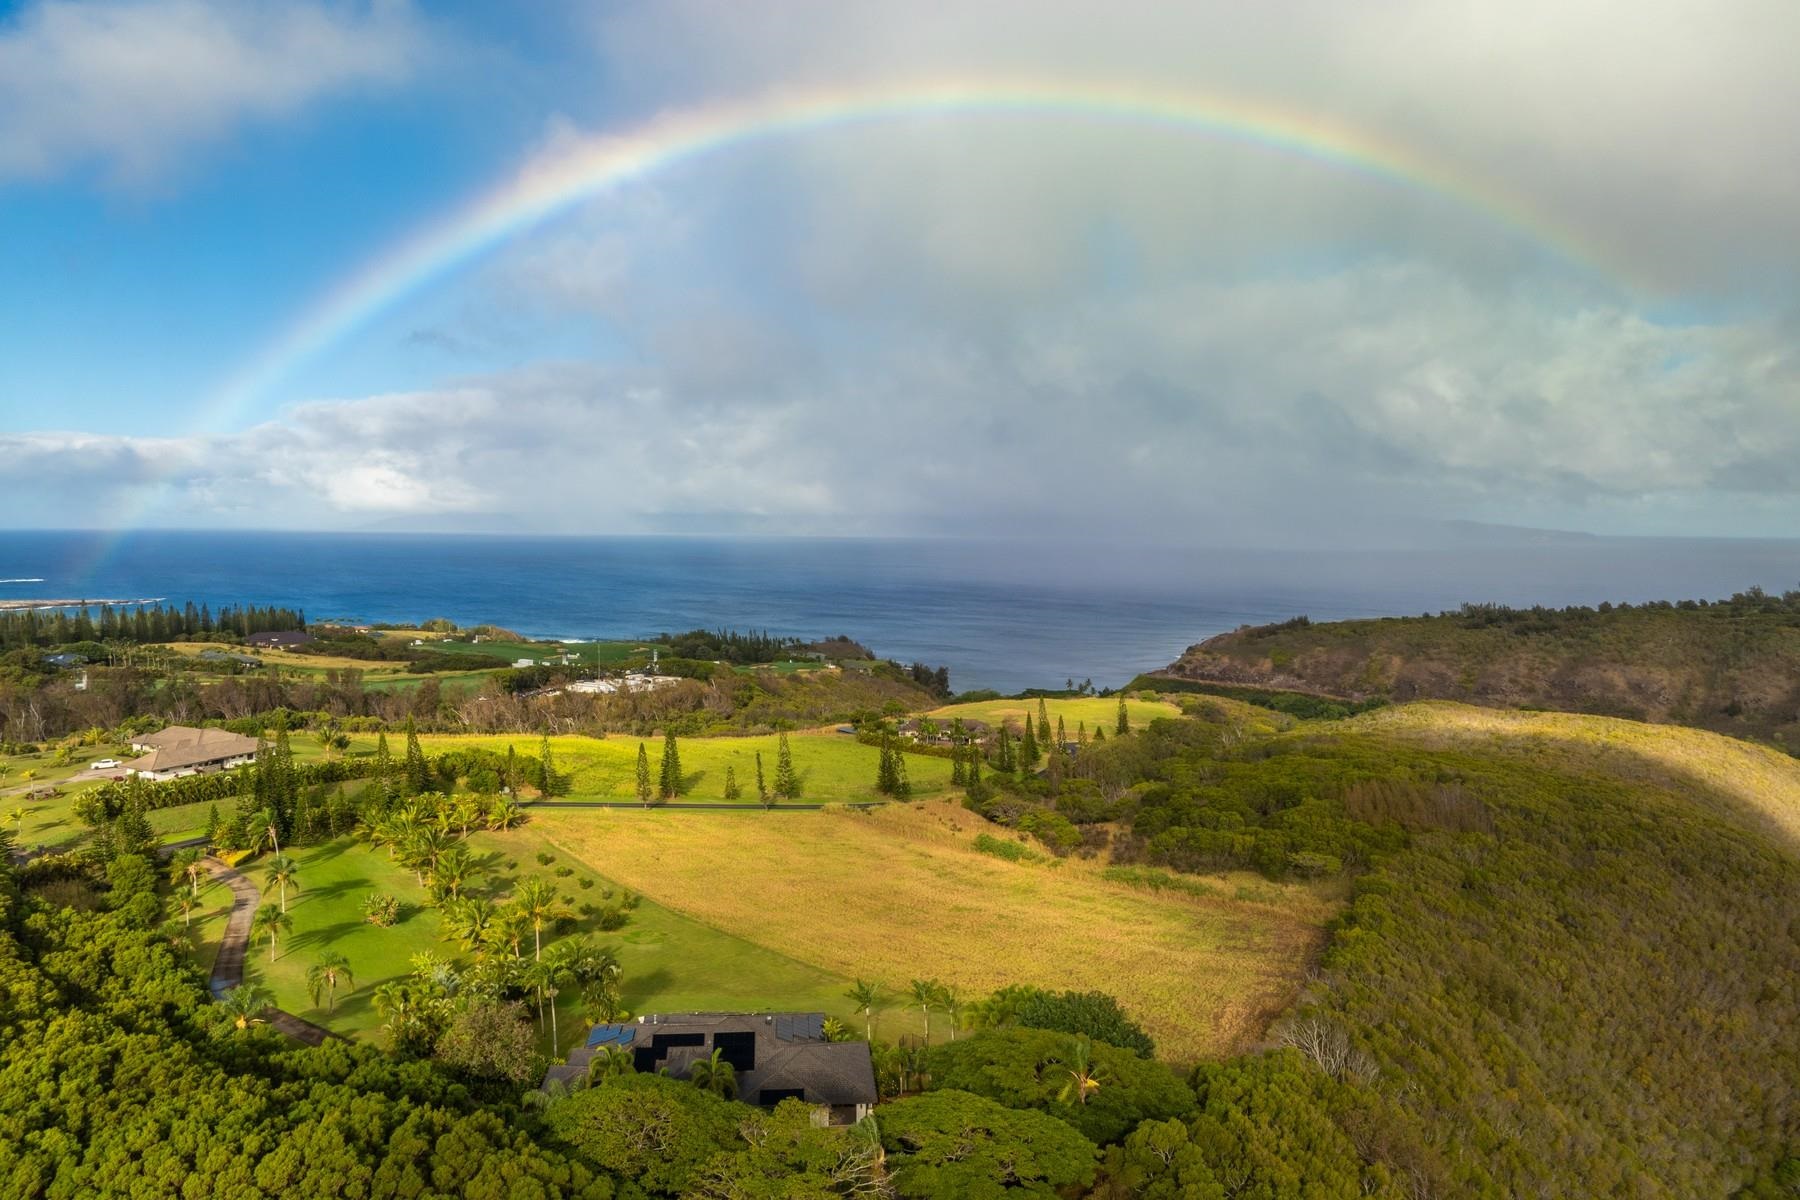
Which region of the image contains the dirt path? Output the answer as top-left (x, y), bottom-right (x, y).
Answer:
top-left (203, 856), bottom-right (337, 1047)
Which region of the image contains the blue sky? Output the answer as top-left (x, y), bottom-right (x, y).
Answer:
top-left (2, 0), bottom-right (1797, 540)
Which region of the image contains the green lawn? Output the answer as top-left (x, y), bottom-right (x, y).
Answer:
top-left (359, 669), bottom-right (502, 694)
top-left (427, 639), bottom-right (648, 667)
top-left (148, 798), bottom-right (222, 843)
top-left (237, 825), bottom-right (867, 1057)
top-left (345, 731), bottom-right (956, 804)
top-left (2, 746), bottom-right (118, 852)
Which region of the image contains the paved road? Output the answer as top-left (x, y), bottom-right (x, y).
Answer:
top-left (203, 855), bottom-right (337, 1047)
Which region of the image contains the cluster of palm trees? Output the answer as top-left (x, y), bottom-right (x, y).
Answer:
top-left (363, 792), bottom-right (525, 902)
top-left (842, 977), bottom-right (966, 1045)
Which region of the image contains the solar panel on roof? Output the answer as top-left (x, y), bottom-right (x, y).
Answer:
top-left (713, 1030), bottom-right (756, 1071)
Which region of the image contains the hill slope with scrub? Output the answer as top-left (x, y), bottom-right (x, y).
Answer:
top-left (1157, 589), bottom-right (1800, 745)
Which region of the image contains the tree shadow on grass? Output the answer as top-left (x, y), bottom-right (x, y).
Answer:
top-left (289, 917), bottom-right (366, 953)
top-left (304, 839), bottom-right (357, 867)
top-left (622, 966), bottom-right (675, 1006)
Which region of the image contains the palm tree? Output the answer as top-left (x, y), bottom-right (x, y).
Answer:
top-left (845, 978), bottom-right (882, 1041)
top-left (450, 795), bottom-right (485, 837)
top-left (243, 809), bottom-right (279, 857)
top-left (7, 806), bottom-right (25, 836)
top-left (486, 798), bottom-right (525, 831)
top-left (250, 906), bottom-right (292, 961)
top-left (372, 981), bottom-right (423, 1045)
top-left (512, 877), bottom-right (572, 960)
top-left (443, 897), bottom-right (497, 952)
top-left (587, 1045), bottom-right (635, 1084)
top-left (433, 843), bottom-right (478, 901)
top-left (938, 983), bottom-right (963, 1042)
top-left (307, 949), bottom-right (355, 1013)
top-left (687, 1047), bottom-right (738, 1099)
top-left (263, 853), bottom-right (300, 914)
top-left (909, 978), bottom-right (939, 1045)
top-left (1050, 1035), bottom-right (1105, 1106)
top-left (216, 984), bottom-right (271, 1032)
top-left (175, 892), bottom-right (201, 928)
top-left (368, 810), bottom-right (422, 858)
top-left (898, 1044), bottom-right (929, 1095)
top-left (487, 905), bottom-right (532, 960)
top-left (402, 826), bottom-right (452, 888)
top-left (521, 956), bottom-right (556, 1031)
top-left (168, 847), bottom-right (208, 897)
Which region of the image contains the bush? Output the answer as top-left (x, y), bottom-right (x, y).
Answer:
top-left (980, 985), bottom-right (1158, 1059)
top-left (362, 893), bottom-right (400, 927)
top-left (972, 833), bottom-right (1044, 864)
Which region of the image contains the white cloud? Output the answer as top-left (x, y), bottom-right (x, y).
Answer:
top-left (5, 264), bottom-right (1798, 537)
top-left (0, 0), bottom-right (424, 184)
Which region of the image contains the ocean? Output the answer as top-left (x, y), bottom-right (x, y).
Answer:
top-left (1, 530), bottom-right (1797, 694)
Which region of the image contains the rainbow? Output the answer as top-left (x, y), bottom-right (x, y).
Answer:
top-left (70, 78), bottom-right (1606, 586)
top-left (204, 76), bottom-right (1606, 433)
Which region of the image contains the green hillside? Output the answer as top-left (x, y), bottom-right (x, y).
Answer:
top-left (1155, 590), bottom-right (1800, 746)
top-left (1078, 702), bottom-right (1800, 1196)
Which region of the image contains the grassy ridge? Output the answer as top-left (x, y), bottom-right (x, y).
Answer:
top-left (1161, 596), bottom-right (1800, 745)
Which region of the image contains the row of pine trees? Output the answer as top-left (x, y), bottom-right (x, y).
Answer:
top-left (0, 601), bottom-right (306, 649)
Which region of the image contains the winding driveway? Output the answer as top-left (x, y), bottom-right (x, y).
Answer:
top-left (202, 856), bottom-right (339, 1047)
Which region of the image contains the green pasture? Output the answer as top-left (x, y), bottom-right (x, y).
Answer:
top-left (345, 730), bottom-right (956, 804)
top-left (234, 827), bottom-right (865, 1057)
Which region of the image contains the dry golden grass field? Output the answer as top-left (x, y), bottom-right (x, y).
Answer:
top-left (1354, 701), bottom-right (1800, 850)
top-left (533, 799), bottom-right (1339, 1061)
top-left (927, 694), bottom-right (1182, 734)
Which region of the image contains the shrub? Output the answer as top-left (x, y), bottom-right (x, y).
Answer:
top-left (972, 833), bottom-right (1043, 864)
top-left (362, 893), bottom-right (400, 927)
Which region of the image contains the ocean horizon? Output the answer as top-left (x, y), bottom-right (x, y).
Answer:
top-left (2, 528), bottom-right (1797, 694)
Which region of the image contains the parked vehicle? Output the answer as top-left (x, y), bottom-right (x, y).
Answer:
top-left (88, 758), bottom-right (121, 770)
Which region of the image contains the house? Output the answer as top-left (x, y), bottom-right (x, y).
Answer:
top-left (548, 1012), bottom-right (879, 1125)
top-left (512, 658), bottom-right (535, 668)
top-left (246, 631), bottom-right (313, 650)
top-left (199, 649), bottom-right (263, 669)
top-left (123, 725), bottom-right (261, 781)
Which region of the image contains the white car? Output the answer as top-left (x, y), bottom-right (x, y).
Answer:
top-left (89, 758), bottom-right (121, 770)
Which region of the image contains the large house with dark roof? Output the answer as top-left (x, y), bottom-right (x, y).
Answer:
top-left (246, 630), bottom-right (313, 650)
top-left (548, 1012), bottom-right (879, 1124)
top-left (124, 725), bottom-right (260, 782)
